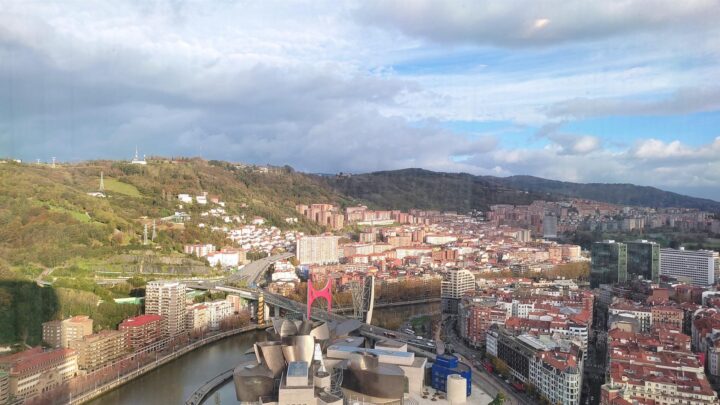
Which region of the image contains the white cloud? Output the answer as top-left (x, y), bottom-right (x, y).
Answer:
top-left (0, 0), bottom-right (719, 200)
top-left (356, 0), bottom-right (720, 47)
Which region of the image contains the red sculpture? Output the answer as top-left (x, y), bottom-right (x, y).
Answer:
top-left (307, 273), bottom-right (332, 319)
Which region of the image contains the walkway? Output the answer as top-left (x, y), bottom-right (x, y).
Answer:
top-left (67, 325), bottom-right (260, 405)
top-left (185, 368), bottom-right (234, 405)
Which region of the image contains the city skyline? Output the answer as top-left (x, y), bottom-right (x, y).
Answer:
top-left (1, 0), bottom-right (719, 201)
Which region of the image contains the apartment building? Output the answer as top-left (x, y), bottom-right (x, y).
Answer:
top-left (145, 281), bottom-right (187, 337)
top-left (42, 315), bottom-right (93, 348)
top-left (441, 269), bottom-right (475, 313)
top-left (602, 328), bottom-right (718, 404)
top-left (530, 350), bottom-right (582, 405)
top-left (186, 303), bottom-right (209, 332)
top-left (295, 204), bottom-right (344, 230)
top-left (661, 248), bottom-right (719, 286)
top-left (206, 300), bottom-right (233, 330)
top-left (69, 330), bottom-right (127, 371)
top-left (119, 314), bottom-right (164, 352)
top-left (296, 235), bottom-right (340, 265)
top-left (0, 347), bottom-right (78, 401)
top-left (0, 370), bottom-right (8, 405)
top-left (457, 296), bottom-right (507, 347)
top-left (651, 306), bottom-right (684, 329)
top-left (487, 327), bottom-right (583, 405)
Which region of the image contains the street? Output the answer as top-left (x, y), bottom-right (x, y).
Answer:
top-left (441, 316), bottom-right (533, 405)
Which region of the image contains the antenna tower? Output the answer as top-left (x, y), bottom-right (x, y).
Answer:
top-left (99, 171), bottom-right (105, 192)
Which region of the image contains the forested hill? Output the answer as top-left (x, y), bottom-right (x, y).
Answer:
top-left (317, 168), bottom-right (550, 212)
top-left (496, 175), bottom-right (720, 212)
top-left (319, 168), bottom-right (720, 212)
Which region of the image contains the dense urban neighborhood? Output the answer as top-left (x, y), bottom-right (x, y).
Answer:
top-left (0, 157), bottom-right (719, 405)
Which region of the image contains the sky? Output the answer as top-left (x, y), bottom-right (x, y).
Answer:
top-left (1, 1), bottom-right (720, 200)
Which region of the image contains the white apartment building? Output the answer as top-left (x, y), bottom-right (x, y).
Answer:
top-left (660, 248), bottom-right (719, 286)
top-left (146, 281), bottom-right (187, 337)
top-left (206, 300), bottom-right (233, 330)
top-left (296, 235), bottom-right (340, 265)
top-left (530, 351), bottom-right (582, 405)
top-left (441, 269), bottom-right (475, 299)
top-left (441, 269), bottom-right (475, 313)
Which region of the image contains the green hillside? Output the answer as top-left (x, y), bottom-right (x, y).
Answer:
top-left (0, 159), bottom-right (350, 271)
top-left (0, 159), bottom-right (354, 344)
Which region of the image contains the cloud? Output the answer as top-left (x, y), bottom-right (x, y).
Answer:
top-left (464, 136), bottom-right (720, 199)
top-left (355, 0), bottom-right (720, 47)
top-left (0, 3), bottom-right (499, 175)
top-left (1, 0), bottom-right (720, 200)
top-left (631, 137), bottom-right (720, 161)
top-left (546, 87), bottom-right (720, 119)
top-left (547, 134), bottom-right (602, 155)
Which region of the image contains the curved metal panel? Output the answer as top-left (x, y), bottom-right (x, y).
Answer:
top-left (233, 360), bottom-right (275, 402)
top-left (310, 322), bottom-right (330, 340)
top-left (256, 341), bottom-right (286, 377)
top-left (281, 335), bottom-right (315, 364)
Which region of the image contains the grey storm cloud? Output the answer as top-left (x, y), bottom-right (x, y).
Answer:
top-left (0, 10), bottom-right (495, 173)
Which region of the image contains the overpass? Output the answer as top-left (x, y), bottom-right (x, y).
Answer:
top-left (258, 289), bottom-right (437, 354)
top-left (186, 253), bottom-right (437, 353)
top-left (186, 252), bottom-right (293, 290)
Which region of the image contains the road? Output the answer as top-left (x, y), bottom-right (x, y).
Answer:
top-left (237, 252), bottom-right (293, 285)
top-left (441, 317), bottom-right (532, 405)
top-left (188, 252), bottom-right (293, 289)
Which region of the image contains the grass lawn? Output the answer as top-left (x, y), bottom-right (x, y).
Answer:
top-left (45, 204), bottom-right (92, 223)
top-left (104, 178), bottom-right (142, 197)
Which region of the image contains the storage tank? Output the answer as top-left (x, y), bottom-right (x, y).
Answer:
top-left (446, 374), bottom-right (467, 404)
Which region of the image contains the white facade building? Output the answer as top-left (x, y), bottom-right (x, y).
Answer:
top-left (296, 235), bottom-right (340, 265)
top-left (660, 248), bottom-right (719, 286)
top-left (146, 281), bottom-right (187, 337)
top-left (441, 269), bottom-right (476, 300)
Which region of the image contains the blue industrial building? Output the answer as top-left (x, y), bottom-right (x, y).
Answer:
top-left (430, 354), bottom-right (471, 396)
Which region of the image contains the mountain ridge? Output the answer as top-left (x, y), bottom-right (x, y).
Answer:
top-left (318, 168), bottom-right (720, 212)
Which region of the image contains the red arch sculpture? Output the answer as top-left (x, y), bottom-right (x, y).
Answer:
top-left (307, 274), bottom-right (332, 319)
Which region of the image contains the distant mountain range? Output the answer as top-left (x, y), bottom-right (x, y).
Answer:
top-left (318, 168), bottom-right (720, 212)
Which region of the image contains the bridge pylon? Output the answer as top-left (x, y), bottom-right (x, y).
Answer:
top-left (350, 276), bottom-right (375, 324)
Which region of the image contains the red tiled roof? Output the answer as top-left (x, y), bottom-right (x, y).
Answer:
top-left (120, 314), bottom-right (162, 327)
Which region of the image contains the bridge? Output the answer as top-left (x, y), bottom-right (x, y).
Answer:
top-left (186, 252), bottom-right (293, 290)
top-left (214, 285), bottom-right (437, 354)
top-left (186, 253), bottom-right (438, 353)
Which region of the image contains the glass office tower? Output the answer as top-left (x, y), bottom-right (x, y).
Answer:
top-left (626, 240), bottom-right (660, 283)
top-left (591, 241), bottom-right (628, 288)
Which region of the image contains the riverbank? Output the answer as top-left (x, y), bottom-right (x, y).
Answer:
top-left (69, 325), bottom-right (261, 405)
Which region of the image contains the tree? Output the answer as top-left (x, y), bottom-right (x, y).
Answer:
top-left (491, 357), bottom-right (510, 379)
top-left (489, 392), bottom-right (505, 405)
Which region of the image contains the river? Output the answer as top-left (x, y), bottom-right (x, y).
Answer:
top-left (87, 302), bottom-right (439, 405)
